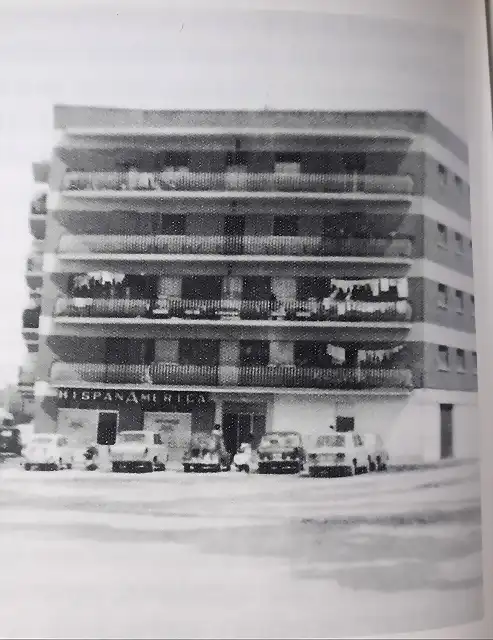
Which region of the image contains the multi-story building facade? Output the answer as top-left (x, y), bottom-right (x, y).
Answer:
top-left (33, 106), bottom-right (477, 463)
top-left (17, 162), bottom-right (49, 417)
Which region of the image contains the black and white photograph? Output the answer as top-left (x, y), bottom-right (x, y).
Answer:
top-left (0, 0), bottom-right (489, 638)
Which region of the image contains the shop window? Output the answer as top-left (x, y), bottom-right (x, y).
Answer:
top-left (437, 283), bottom-right (448, 308)
top-left (437, 345), bottom-right (450, 370)
top-left (456, 349), bottom-right (466, 372)
top-left (97, 412), bottom-right (118, 446)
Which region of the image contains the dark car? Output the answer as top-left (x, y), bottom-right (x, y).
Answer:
top-left (182, 433), bottom-right (231, 473)
top-left (257, 431), bottom-right (306, 474)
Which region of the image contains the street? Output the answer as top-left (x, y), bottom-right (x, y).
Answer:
top-left (0, 460), bottom-right (483, 639)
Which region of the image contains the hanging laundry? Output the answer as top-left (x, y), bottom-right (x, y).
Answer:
top-left (397, 278), bottom-right (409, 298)
top-left (380, 278), bottom-right (390, 292)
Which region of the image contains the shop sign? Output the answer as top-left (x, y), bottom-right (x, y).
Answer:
top-left (56, 388), bottom-right (210, 409)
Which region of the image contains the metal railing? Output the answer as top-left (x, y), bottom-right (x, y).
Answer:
top-left (58, 233), bottom-right (413, 258)
top-left (62, 171), bottom-right (414, 195)
top-left (50, 362), bottom-right (413, 390)
top-left (54, 296), bottom-right (413, 322)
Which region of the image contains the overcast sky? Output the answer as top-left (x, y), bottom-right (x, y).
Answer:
top-left (0, 0), bottom-right (470, 388)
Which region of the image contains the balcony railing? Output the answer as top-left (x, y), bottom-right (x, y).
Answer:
top-left (26, 255), bottom-right (44, 273)
top-left (61, 171), bottom-right (414, 195)
top-left (54, 297), bottom-right (412, 323)
top-left (58, 234), bottom-right (413, 258)
top-left (50, 362), bottom-right (413, 390)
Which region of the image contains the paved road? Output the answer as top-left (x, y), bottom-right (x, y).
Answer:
top-left (0, 460), bottom-right (483, 638)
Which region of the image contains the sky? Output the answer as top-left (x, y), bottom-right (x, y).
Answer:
top-left (0, 0), bottom-right (470, 387)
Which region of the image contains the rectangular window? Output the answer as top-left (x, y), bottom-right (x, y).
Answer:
top-left (437, 223), bottom-right (447, 246)
top-left (335, 416), bottom-right (355, 432)
top-left (454, 174), bottom-right (463, 190)
top-left (438, 163), bottom-right (448, 186)
top-left (472, 351), bottom-right (477, 374)
top-left (438, 345), bottom-right (450, 370)
top-left (178, 339), bottom-right (219, 366)
top-left (471, 294), bottom-right (475, 317)
top-left (456, 348), bottom-right (466, 372)
top-left (455, 290), bottom-right (464, 314)
top-left (160, 214), bottom-right (186, 235)
top-left (438, 283), bottom-right (448, 308)
top-left (455, 232), bottom-right (464, 254)
top-left (273, 216), bottom-right (299, 237)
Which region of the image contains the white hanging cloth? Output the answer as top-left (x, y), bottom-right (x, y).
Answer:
top-left (397, 278), bottom-right (409, 298)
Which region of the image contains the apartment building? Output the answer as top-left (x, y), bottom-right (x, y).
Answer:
top-left (17, 162), bottom-right (49, 416)
top-left (33, 106), bottom-right (477, 463)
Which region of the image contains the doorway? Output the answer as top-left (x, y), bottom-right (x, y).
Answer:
top-left (440, 404), bottom-right (454, 459)
top-left (224, 215), bottom-right (245, 255)
top-left (97, 412), bottom-right (118, 446)
top-left (222, 412), bottom-right (267, 456)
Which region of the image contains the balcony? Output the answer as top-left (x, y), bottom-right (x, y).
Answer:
top-left (29, 193), bottom-right (47, 240)
top-left (18, 369), bottom-right (36, 387)
top-left (25, 255), bottom-right (44, 289)
top-left (57, 234), bottom-right (413, 262)
top-left (50, 362), bottom-right (413, 391)
top-left (61, 171), bottom-right (414, 200)
top-left (53, 297), bottom-right (412, 324)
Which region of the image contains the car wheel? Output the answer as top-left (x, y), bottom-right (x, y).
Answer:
top-left (183, 464), bottom-right (191, 473)
top-left (309, 468), bottom-right (319, 478)
top-left (257, 464), bottom-right (267, 474)
top-left (112, 462), bottom-right (120, 473)
top-left (24, 463), bottom-right (32, 471)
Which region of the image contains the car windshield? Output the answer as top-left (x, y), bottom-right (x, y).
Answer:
top-left (31, 435), bottom-right (56, 445)
top-left (119, 432), bottom-right (146, 443)
top-left (260, 433), bottom-right (300, 448)
top-left (316, 434), bottom-right (346, 448)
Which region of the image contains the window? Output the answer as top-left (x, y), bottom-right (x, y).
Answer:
top-left (160, 214), bottom-right (186, 235)
top-left (335, 416), bottom-right (355, 432)
top-left (471, 295), bottom-right (475, 317)
top-left (437, 223), bottom-right (447, 246)
top-left (438, 283), bottom-right (448, 308)
top-left (472, 351), bottom-right (477, 374)
top-left (455, 290), bottom-right (464, 314)
top-left (178, 339), bottom-right (220, 366)
top-left (456, 348), bottom-right (466, 372)
top-left (455, 232), bottom-right (464, 254)
top-left (438, 163), bottom-right (448, 186)
top-left (273, 216), bottom-right (299, 237)
top-left (454, 174), bottom-right (463, 190)
top-left (153, 433), bottom-right (163, 445)
top-left (438, 345), bottom-right (450, 370)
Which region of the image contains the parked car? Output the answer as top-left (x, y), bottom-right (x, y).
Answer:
top-left (306, 431), bottom-right (369, 477)
top-left (109, 430), bottom-right (168, 472)
top-left (257, 431), bottom-right (306, 474)
top-left (23, 433), bottom-right (74, 471)
top-left (363, 433), bottom-right (389, 472)
top-left (182, 433), bottom-right (231, 473)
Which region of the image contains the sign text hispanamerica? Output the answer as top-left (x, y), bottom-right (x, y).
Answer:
top-left (56, 388), bottom-right (210, 409)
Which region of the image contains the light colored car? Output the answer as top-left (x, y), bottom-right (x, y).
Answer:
top-left (23, 433), bottom-right (74, 471)
top-left (109, 430), bottom-right (168, 473)
top-left (307, 432), bottom-right (369, 477)
top-left (363, 433), bottom-right (389, 472)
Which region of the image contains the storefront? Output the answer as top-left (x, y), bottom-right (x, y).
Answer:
top-left (55, 387), bottom-right (213, 461)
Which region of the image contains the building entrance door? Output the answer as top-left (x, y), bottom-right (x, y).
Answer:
top-left (222, 412), bottom-right (266, 456)
top-left (440, 404), bottom-right (454, 459)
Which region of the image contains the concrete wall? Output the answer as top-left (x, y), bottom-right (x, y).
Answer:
top-left (270, 390), bottom-right (478, 463)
